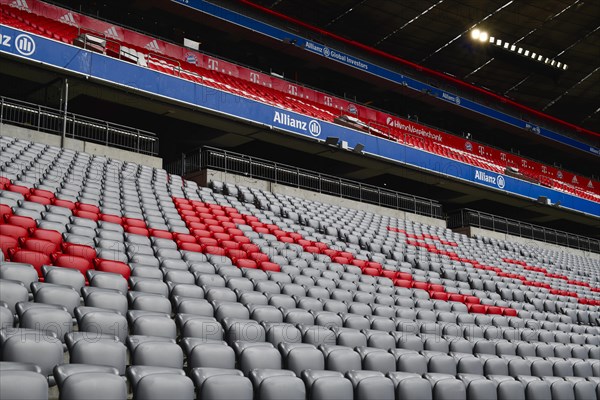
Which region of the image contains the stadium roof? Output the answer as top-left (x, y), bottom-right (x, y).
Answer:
top-left (243, 0), bottom-right (600, 133)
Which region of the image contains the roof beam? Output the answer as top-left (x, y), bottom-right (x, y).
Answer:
top-left (375, 0), bottom-right (444, 46)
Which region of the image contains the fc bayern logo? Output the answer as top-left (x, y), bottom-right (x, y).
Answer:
top-left (465, 142), bottom-right (473, 151)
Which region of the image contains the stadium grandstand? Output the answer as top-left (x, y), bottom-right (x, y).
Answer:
top-left (0, 0), bottom-right (599, 399)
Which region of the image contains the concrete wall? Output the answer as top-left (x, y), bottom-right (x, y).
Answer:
top-left (465, 226), bottom-right (600, 260)
top-left (200, 169), bottom-right (447, 228)
top-left (0, 123), bottom-right (163, 168)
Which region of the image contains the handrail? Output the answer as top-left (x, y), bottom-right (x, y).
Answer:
top-left (0, 96), bottom-right (159, 156)
top-left (447, 208), bottom-right (600, 254)
top-left (165, 146), bottom-right (443, 219)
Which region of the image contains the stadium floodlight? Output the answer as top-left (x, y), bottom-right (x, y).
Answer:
top-left (550, 60), bottom-right (556, 66)
top-left (479, 31), bottom-right (488, 42)
top-left (470, 29), bottom-right (481, 40)
top-left (510, 45), bottom-right (516, 51)
top-left (530, 52), bottom-right (536, 59)
top-left (556, 62), bottom-right (562, 68)
top-left (353, 143), bottom-right (365, 154)
top-left (325, 137), bottom-right (339, 146)
top-left (524, 50), bottom-right (529, 56)
top-left (537, 55), bottom-right (543, 61)
top-left (563, 64), bottom-right (568, 70)
top-left (503, 42), bottom-right (510, 49)
top-left (496, 39), bottom-right (502, 46)
top-left (489, 36), bottom-right (495, 44)
top-left (517, 47), bottom-right (523, 54)
top-left (545, 58), bottom-right (550, 64)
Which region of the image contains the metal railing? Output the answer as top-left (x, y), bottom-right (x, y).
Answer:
top-left (0, 96), bottom-right (159, 155)
top-left (447, 208), bottom-right (600, 254)
top-left (166, 146), bottom-right (443, 219)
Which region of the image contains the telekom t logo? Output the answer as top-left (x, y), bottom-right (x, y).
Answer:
top-left (288, 85), bottom-right (298, 96)
top-left (250, 72), bottom-right (260, 84)
top-left (207, 58), bottom-right (219, 71)
top-left (324, 96), bottom-right (333, 107)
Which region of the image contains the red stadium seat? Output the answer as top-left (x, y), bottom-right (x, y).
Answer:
top-left (123, 218), bottom-right (146, 228)
top-left (150, 229), bottom-right (173, 240)
top-left (220, 240), bottom-right (240, 250)
top-left (248, 253), bottom-right (269, 263)
top-left (467, 304), bottom-right (487, 314)
top-left (52, 254), bottom-right (93, 275)
top-left (394, 279), bottom-right (412, 288)
top-left (26, 195), bottom-right (52, 206)
top-left (0, 224), bottom-right (29, 240)
top-left (7, 184), bottom-right (30, 196)
top-left (5, 215), bottom-right (37, 230)
top-left (259, 261), bottom-right (280, 272)
top-left (53, 199), bottom-right (76, 210)
top-left (76, 203), bottom-right (101, 214)
top-left (412, 282), bottom-right (430, 291)
top-left (125, 226), bottom-right (149, 236)
top-left (178, 242), bottom-right (203, 253)
top-left (174, 233), bottom-right (196, 243)
top-left (197, 237), bottom-right (218, 247)
top-left (10, 249), bottom-right (51, 276)
top-left (30, 189), bottom-right (55, 200)
top-left (74, 209), bottom-right (99, 221)
top-left (362, 267), bottom-right (380, 276)
top-left (240, 243), bottom-right (260, 253)
top-left (29, 228), bottom-right (63, 246)
top-left (19, 237), bottom-right (59, 255)
top-left (226, 249), bottom-right (247, 261)
top-left (0, 204), bottom-right (13, 219)
top-left (100, 214), bottom-right (123, 224)
top-left (62, 243), bottom-right (97, 261)
top-left (0, 234), bottom-right (19, 257)
top-left (95, 259), bottom-right (131, 280)
top-left (236, 258), bottom-right (257, 269)
top-left (465, 296), bottom-right (480, 304)
top-left (202, 245), bottom-right (226, 256)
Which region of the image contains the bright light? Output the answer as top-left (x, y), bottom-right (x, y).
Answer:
top-left (496, 39), bottom-right (502, 46)
top-left (550, 60), bottom-right (556, 66)
top-left (524, 50), bottom-right (530, 56)
top-left (471, 29), bottom-right (481, 40)
top-left (510, 45), bottom-right (516, 51)
top-left (563, 64), bottom-right (568, 70)
top-left (556, 62), bottom-right (562, 68)
top-left (479, 31), bottom-right (488, 42)
top-left (545, 58), bottom-right (550, 64)
top-left (517, 48), bottom-right (523, 54)
top-left (489, 36), bottom-right (495, 44)
top-left (537, 55), bottom-right (543, 61)
top-left (503, 42), bottom-right (509, 49)
top-left (531, 52), bottom-right (536, 59)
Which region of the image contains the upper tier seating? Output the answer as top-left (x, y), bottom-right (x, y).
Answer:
top-left (0, 134), bottom-right (599, 399)
top-left (1, 1), bottom-right (598, 203)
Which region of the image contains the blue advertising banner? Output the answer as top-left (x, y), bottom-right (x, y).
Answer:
top-left (171, 0), bottom-right (599, 157)
top-left (1, 24), bottom-right (598, 217)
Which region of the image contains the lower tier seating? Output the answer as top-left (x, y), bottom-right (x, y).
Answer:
top-left (0, 135), bottom-right (599, 399)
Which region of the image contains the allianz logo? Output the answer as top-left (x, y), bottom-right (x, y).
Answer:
top-left (274, 111), bottom-right (321, 137)
top-left (442, 92), bottom-right (461, 105)
top-left (475, 170), bottom-right (506, 189)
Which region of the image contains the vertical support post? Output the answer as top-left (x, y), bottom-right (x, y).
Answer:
top-left (61, 79), bottom-right (69, 148)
